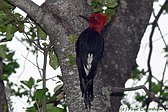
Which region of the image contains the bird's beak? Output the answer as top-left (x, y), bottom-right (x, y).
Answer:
top-left (79, 15), bottom-right (89, 21)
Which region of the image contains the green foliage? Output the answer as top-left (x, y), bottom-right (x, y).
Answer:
top-left (18, 77), bottom-right (66, 111)
top-left (163, 2), bottom-right (168, 14)
top-left (34, 88), bottom-right (48, 103)
top-left (105, 9), bottom-right (116, 17)
top-left (1, 0), bottom-right (60, 72)
top-left (129, 60), bottom-right (168, 109)
top-left (69, 34), bottom-right (78, 44)
top-left (37, 26), bottom-right (47, 40)
top-left (26, 107), bottom-right (36, 112)
top-left (106, 0), bottom-right (118, 8)
top-left (67, 54), bottom-right (75, 65)
top-left (0, 45), bottom-right (19, 76)
top-left (46, 104), bottom-right (65, 112)
top-left (0, 44), bottom-right (7, 58)
top-left (151, 82), bottom-right (161, 94)
top-left (20, 77), bottom-right (35, 89)
top-left (0, 0), bottom-right (15, 10)
top-left (91, 0), bottom-right (104, 12)
top-left (163, 45), bottom-right (168, 58)
top-left (6, 24), bottom-right (18, 40)
top-left (26, 103), bottom-right (65, 112)
top-left (131, 63), bottom-right (145, 81)
top-left (3, 60), bottom-right (19, 75)
top-left (0, 1), bottom-right (24, 41)
top-left (163, 45), bottom-right (168, 52)
top-left (135, 92), bottom-right (146, 105)
top-left (49, 49), bottom-right (59, 70)
top-left (161, 90), bottom-right (168, 100)
top-left (90, 0), bottom-right (118, 18)
top-left (0, 1), bottom-right (64, 111)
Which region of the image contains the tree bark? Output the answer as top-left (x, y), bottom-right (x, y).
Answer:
top-left (100, 1), bottom-right (153, 111)
top-left (0, 59), bottom-right (8, 112)
top-left (8, 0), bottom-right (153, 111)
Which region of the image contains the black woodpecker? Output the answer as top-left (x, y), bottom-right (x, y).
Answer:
top-left (75, 13), bottom-right (107, 109)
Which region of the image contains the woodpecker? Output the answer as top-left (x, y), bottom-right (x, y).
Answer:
top-left (75, 13), bottom-right (107, 109)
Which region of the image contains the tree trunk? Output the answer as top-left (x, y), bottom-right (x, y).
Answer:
top-left (0, 59), bottom-right (8, 112)
top-left (8, 0), bottom-right (153, 111)
top-left (100, 1), bottom-right (153, 111)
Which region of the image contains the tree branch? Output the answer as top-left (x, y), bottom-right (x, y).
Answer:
top-left (8, 0), bottom-right (70, 36)
top-left (111, 85), bottom-right (168, 110)
top-left (147, 0), bottom-right (168, 110)
top-left (42, 48), bottom-right (48, 112)
top-left (8, 0), bottom-right (44, 23)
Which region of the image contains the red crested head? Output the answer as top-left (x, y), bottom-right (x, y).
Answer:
top-left (79, 13), bottom-right (107, 33)
top-left (88, 13), bottom-right (107, 33)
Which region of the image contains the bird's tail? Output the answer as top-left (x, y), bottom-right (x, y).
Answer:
top-left (83, 79), bottom-right (94, 109)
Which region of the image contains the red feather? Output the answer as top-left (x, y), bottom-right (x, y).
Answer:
top-left (88, 13), bottom-right (107, 33)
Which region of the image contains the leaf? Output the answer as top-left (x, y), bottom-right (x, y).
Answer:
top-left (0, 0), bottom-right (14, 10)
top-left (105, 8), bottom-right (116, 16)
top-left (34, 88), bottom-right (48, 101)
top-left (46, 104), bottom-right (64, 112)
top-left (20, 77), bottom-right (35, 89)
top-left (164, 5), bottom-right (168, 14)
top-left (26, 106), bottom-right (36, 112)
top-left (131, 68), bottom-right (142, 80)
top-left (6, 24), bottom-right (17, 40)
top-left (67, 54), bottom-right (75, 65)
top-left (0, 45), bottom-right (7, 58)
top-left (106, 0), bottom-right (118, 8)
top-left (91, 0), bottom-right (98, 7)
top-left (135, 92), bottom-right (146, 102)
top-left (42, 42), bottom-right (48, 47)
top-left (54, 84), bottom-right (63, 93)
top-left (6, 51), bottom-right (15, 61)
top-left (0, 11), bottom-right (7, 26)
top-left (91, 0), bottom-right (105, 6)
top-left (3, 61), bottom-right (19, 75)
top-left (130, 63), bottom-right (145, 80)
top-left (6, 24), bottom-right (13, 40)
top-left (2, 74), bottom-right (8, 81)
top-left (162, 92), bottom-right (168, 98)
top-left (163, 46), bottom-right (168, 52)
top-left (151, 82), bottom-right (161, 94)
top-left (49, 50), bottom-right (59, 70)
top-left (37, 26), bottom-right (47, 40)
top-left (91, 0), bottom-right (105, 13)
top-left (69, 34), bottom-right (78, 44)
top-left (93, 7), bottom-right (104, 13)
top-left (47, 95), bottom-right (57, 103)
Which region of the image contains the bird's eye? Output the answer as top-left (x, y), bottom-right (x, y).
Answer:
top-left (94, 17), bottom-right (98, 20)
top-left (89, 17), bottom-right (95, 22)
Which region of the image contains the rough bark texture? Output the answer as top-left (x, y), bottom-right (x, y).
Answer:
top-left (100, 1), bottom-right (153, 111)
top-left (0, 60), bottom-right (8, 112)
top-left (8, 0), bottom-right (153, 111)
